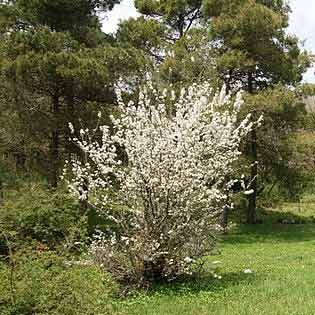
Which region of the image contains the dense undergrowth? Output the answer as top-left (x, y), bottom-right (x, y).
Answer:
top-left (0, 252), bottom-right (117, 315)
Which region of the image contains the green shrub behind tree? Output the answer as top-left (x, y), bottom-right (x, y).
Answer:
top-left (0, 184), bottom-right (88, 251)
top-left (0, 251), bottom-right (118, 315)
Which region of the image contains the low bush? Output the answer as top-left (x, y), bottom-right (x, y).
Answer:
top-left (0, 251), bottom-right (118, 315)
top-left (0, 183), bottom-right (88, 251)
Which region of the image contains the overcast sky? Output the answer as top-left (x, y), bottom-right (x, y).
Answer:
top-left (102, 0), bottom-right (315, 82)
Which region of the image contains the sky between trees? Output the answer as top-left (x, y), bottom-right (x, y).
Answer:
top-left (101, 0), bottom-right (315, 83)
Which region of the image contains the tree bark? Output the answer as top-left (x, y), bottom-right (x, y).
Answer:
top-left (50, 94), bottom-right (59, 188)
top-left (247, 128), bottom-right (258, 224)
top-left (222, 204), bottom-right (229, 234)
top-left (65, 90), bottom-right (74, 160)
top-left (15, 151), bottom-right (26, 171)
top-left (0, 179), bottom-right (3, 204)
top-left (246, 72), bottom-right (258, 224)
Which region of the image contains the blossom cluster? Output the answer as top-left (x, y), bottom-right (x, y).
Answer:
top-left (64, 80), bottom-right (255, 281)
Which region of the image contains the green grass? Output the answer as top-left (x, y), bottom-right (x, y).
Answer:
top-left (112, 199), bottom-right (315, 315)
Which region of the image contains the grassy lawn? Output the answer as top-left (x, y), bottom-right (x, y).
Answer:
top-left (113, 198), bottom-right (315, 315)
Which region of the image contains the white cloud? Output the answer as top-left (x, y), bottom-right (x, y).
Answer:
top-left (288, 0), bottom-right (315, 82)
top-left (101, 0), bottom-right (140, 34)
top-left (288, 0), bottom-right (315, 52)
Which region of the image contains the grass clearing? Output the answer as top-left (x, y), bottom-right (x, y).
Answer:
top-left (112, 199), bottom-right (315, 315)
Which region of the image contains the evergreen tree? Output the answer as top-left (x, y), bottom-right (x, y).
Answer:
top-left (204, 0), bottom-right (309, 222)
top-left (0, 0), bottom-right (146, 187)
top-left (117, 0), bottom-right (216, 86)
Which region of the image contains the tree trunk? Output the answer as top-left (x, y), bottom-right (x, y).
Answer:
top-left (247, 128), bottom-right (258, 224)
top-left (143, 256), bottom-right (168, 282)
top-left (222, 192), bottom-right (230, 233)
top-left (65, 91), bottom-right (74, 161)
top-left (222, 204), bottom-right (229, 234)
top-left (80, 177), bottom-right (89, 212)
top-left (246, 72), bottom-right (258, 224)
top-left (15, 152), bottom-right (26, 171)
top-left (0, 179), bottom-right (3, 204)
top-left (50, 94), bottom-right (59, 188)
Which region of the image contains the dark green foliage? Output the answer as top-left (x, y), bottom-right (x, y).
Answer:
top-left (135, 0), bottom-right (202, 38)
top-left (240, 86), bottom-right (307, 203)
top-left (0, 184), bottom-right (87, 250)
top-left (0, 251), bottom-right (117, 315)
top-left (118, 0), bottom-right (218, 89)
top-left (206, 0), bottom-right (309, 90)
top-left (0, 0), bottom-right (147, 187)
top-left (117, 16), bottom-right (166, 62)
top-left (0, 0), bottom-right (121, 45)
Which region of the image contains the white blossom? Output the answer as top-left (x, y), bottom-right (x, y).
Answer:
top-left (64, 80), bottom-right (257, 281)
top-left (68, 122), bottom-right (74, 134)
top-left (244, 189), bottom-right (254, 195)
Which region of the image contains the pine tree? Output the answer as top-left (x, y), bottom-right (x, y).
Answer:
top-left (204, 0), bottom-right (309, 223)
top-left (0, 0), bottom-right (146, 187)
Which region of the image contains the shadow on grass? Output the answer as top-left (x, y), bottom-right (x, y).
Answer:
top-left (141, 271), bottom-right (258, 298)
top-left (223, 208), bottom-right (315, 245)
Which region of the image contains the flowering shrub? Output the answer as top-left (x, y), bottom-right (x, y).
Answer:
top-left (64, 81), bottom-right (255, 283)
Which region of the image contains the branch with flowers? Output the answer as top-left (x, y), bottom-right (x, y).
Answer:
top-left (63, 79), bottom-right (260, 284)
